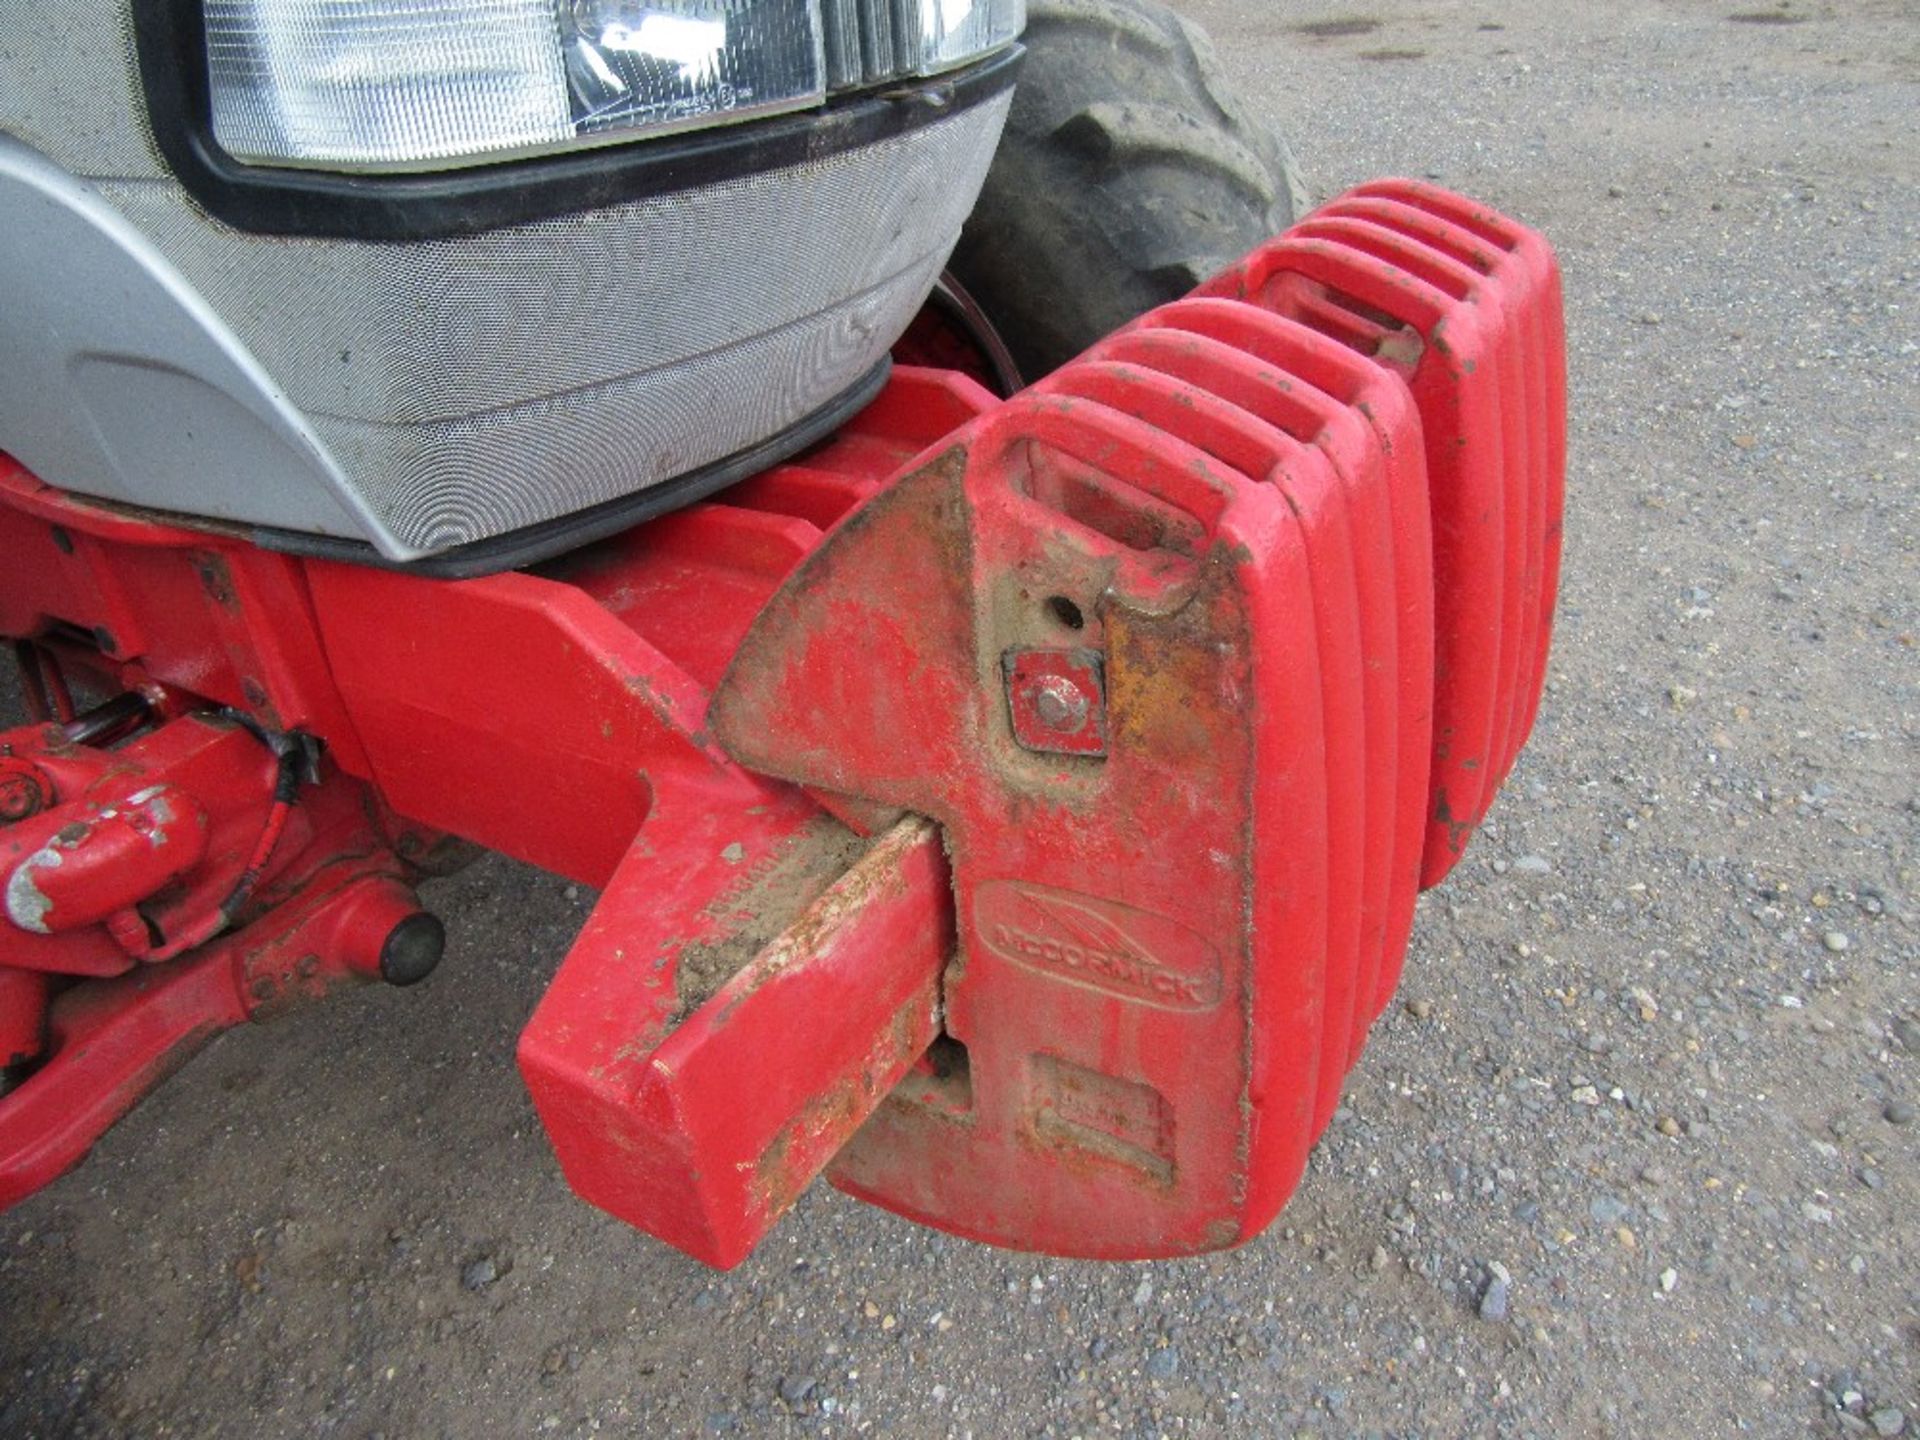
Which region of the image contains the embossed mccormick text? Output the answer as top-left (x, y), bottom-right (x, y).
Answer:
top-left (973, 882), bottom-right (1224, 1012)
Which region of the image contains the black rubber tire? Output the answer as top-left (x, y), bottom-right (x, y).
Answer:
top-left (949, 0), bottom-right (1311, 380)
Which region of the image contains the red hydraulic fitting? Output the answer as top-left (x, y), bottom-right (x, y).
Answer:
top-left (4, 785), bottom-right (210, 937)
top-left (0, 753), bottom-right (53, 825)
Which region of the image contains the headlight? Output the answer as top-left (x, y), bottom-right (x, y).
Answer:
top-left (205, 0), bottom-right (1024, 173)
top-left (907, 0), bottom-right (1026, 75)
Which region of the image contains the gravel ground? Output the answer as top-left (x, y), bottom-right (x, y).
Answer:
top-left (3, 2), bottom-right (1917, 1436)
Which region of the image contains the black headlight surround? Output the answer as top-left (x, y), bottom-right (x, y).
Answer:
top-left (131, 0), bottom-right (1022, 243)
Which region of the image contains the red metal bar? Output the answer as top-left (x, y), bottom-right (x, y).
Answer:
top-left (521, 818), bottom-right (951, 1267)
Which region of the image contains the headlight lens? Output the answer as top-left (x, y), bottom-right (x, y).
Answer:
top-left (204, 0), bottom-right (1022, 173)
top-left (906, 0), bottom-right (1026, 76)
top-left (561, 2), bottom-right (825, 137)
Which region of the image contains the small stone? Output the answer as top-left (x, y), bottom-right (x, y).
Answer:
top-left (1892, 1019), bottom-right (1920, 1051)
top-left (1823, 931), bottom-right (1851, 953)
top-left (1369, 1245), bottom-right (1389, 1272)
top-left (1884, 1100), bottom-right (1915, 1127)
top-left (1144, 1346), bottom-right (1179, 1380)
top-left (1511, 855), bottom-right (1553, 875)
top-left (1657, 1116), bottom-right (1683, 1137)
top-left (461, 1256), bottom-right (500, 1292)
top-left (1589, 1195), bottom-right (1630, 1226)
top-left (777, 1376), bottom-right (817, 1406)
top-left (1132, 1277), bottom-right (1153, 1307)
top-left (720, 842), bottom-right (746, 865)
top-left (1478, 1275), bottom-right (1511, 1322)
top-left (1733, 434), bottom-right (1758, 450)
top-left (1659, 1268), bottom-right (1678, 1293)
top-left (1406, 998), bottom-right (1433, 1020)
top-left (1870, 1409), bottom-right (1906, 1437)
top-left (234, 1251), bottom-right (267, 1294)
top-left (1570, 1085), bottom-right (1601, 1106)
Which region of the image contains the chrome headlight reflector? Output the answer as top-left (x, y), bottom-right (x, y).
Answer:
top-left (204, 0), bottom-right (1023, 172)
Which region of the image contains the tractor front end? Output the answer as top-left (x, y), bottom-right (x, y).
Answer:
top-left (1, 2), bottom-right (1565, 1266)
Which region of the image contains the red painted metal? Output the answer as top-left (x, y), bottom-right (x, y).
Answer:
top-left (5, 783), bottom-right (209, 935)
top-left (1197, 178), bottom-right (1566, 885)
top-left (713, 332), bottom-right (1390, 1255)
top-left (710, 180), bottom-right (1563, 1257)
top-left (514, 370), bottom-right (1004, 1264)
top-left (0, 966), bottom-right (46, 1068)
top-left (0, 704), bottom-right (438, 1202)
top-left (0, 368), bottom-right (1003, 1262)
top-left (522, 817), bottom-right (950, 1268)
top-left (0, 750), bottom-right (54, 823)
top-left (0, 863), bottom-right (428, 1208)
top-left (0, 180), bottom-right (1562, 1268)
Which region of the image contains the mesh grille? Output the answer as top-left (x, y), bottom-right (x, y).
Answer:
top-left (94, 95), bottom-right (1006, 554)
top-left (101, 101), bottom-right (1006, 426)
top-left (310, 258), bottom-right (943, 552)
top-left (0, 6), bottom-right (163, 179)
top-left (0, 0), bottom-right (1009, 558)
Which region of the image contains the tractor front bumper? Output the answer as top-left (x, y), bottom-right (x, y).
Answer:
top-left (0, 181), bottom-right (1563, 1264)
top-left (521, 179), bottom-right (1566, 1263)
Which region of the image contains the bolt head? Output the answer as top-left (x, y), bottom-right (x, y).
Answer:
top-left (0, 779), bottom-right (39, 823)
top-left (1031, 676), bottom-right (1091, 733)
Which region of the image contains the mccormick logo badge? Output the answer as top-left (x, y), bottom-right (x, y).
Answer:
top-left (973, 881), bottom-right (1224, 1012)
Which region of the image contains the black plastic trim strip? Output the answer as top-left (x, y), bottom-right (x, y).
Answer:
top-left (250, 359), bottom-right (892, 579)
top-left (130, 2), bottom-right (1022, 242)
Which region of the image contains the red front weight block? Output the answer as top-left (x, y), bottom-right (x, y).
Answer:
top-left (708, 180), bottom-right (1565, 1258)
